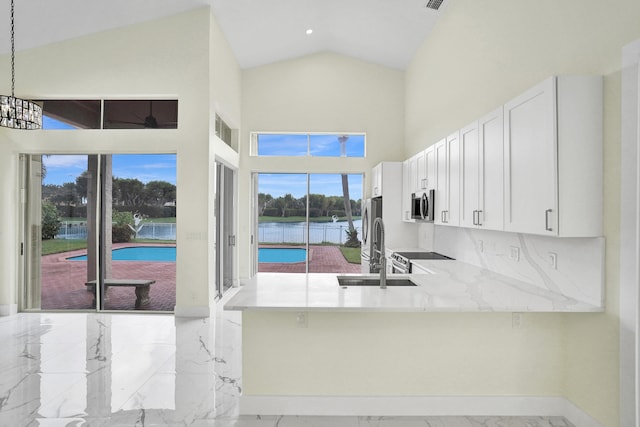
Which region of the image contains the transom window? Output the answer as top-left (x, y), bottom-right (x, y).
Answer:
top-left (251, 133), bottom-right (365, 157)
top-left (38, 99), bottom-right (178, 130)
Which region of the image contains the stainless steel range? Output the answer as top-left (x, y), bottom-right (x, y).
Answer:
top-left (390, 251), bottom-right (454, 274)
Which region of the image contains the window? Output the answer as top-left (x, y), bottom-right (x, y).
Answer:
top-left (40, 100), bottom-right (101, 129)
top-left (103, 100), bottom-right (178, 129)
top-left (215, 114), bottom-right (233, 147)
top-left (256, 173), bottom-right (363, 274)
top-left (38, 99), bottom-right (179, 130)
top-left (252, 133), bottom-right (365, 157)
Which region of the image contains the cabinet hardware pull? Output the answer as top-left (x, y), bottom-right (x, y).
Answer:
top-left (545, 209), bottom-right (553, 231)
top-left (472, 210), bottom-right (477, 225)
top-left (478, 210), bottom-right (483, 226)
top-left (441, 211), bottom-right (445, 223)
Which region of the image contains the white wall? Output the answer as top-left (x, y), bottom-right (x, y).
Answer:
top-left (243, 311), bottom-right (566, 396)
top-left (0, 7), bottom-right (242, 316)
top-left (239, 53), bottom-right (405, 280)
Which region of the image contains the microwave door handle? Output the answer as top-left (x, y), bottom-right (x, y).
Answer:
top-left (421, 192), bottom-right (428, 220)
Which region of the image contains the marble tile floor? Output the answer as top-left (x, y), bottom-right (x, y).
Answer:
top-left (0, 304), bottom-right (574, 427)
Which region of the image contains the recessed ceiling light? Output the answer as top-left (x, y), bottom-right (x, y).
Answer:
top-left (306, 29), bottom-right (313, 35)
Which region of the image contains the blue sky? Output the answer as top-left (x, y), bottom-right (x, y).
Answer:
top-left (258, 134), bottom-right (365, 157)
top-left (41, 120), bottom-right (360, 196)
top-left (42, 154), bottom-right (177, 186)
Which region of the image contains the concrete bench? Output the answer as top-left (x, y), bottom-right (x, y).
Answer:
top-left (85, 279), bottom-right (156, 308)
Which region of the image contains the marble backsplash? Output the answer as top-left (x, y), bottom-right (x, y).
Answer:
top-left (419, 224), bottom-right (604, 308)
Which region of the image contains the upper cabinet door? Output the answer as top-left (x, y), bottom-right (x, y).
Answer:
top-left (459, 109), bottom-right (503, 231)
top-left (416, 150), bottom-right (428, 190)
top-left (401, 159), bottom-right (415, 223)
top-left (503, 77), bottom-right (557, 235)
top-left (425, 146), bottom-right (436, 190)
top-left (434, 139), bottom-right (448, 225)
top-left (459, 121), bottom-right (479, 228)
top-left (478, 107), bottom-right (504, 231)
top-left (446, 131), bottom-right (460, 226)
top-left (371, 163), bottom-right (382, 197)
top-left (503, 75), bottom-right (603, 237)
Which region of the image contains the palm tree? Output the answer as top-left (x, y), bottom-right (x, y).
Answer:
top-left (338, 136), bottom-right (358, 246)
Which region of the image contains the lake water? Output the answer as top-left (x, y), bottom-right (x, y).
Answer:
top-left (258, 220), bottom-right (362, 244)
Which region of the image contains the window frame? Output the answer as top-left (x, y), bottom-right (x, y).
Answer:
top-left (250, 132), bottom-right (366, 158)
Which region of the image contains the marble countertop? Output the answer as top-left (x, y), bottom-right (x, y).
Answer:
top-left (224, 258), bottom-right (602, 313)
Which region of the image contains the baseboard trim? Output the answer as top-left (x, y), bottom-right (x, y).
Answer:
top-left (239, 395), bottom-right (602, 426)
top-left (173, 305), bottom-right (210, 317)
top-left (0, 304), bottom-right (17, 316)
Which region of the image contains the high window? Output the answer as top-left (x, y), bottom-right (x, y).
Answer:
top-left (251, 133), bottom-right (365, 157)
top-left (38, 99), bottom-right (179, 130)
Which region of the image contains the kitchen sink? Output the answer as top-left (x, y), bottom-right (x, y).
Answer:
top-left (337, 276), bottom-right (417, 287)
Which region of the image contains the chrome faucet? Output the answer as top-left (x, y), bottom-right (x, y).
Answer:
top-left (372, 217), bottom-right (387, 289)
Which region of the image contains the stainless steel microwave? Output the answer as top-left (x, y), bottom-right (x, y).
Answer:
top-left (411, 190), bottom-right (435, 221)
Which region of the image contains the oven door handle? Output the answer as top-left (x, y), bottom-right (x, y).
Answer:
top-left (391, 260), bottom-right (410, 274)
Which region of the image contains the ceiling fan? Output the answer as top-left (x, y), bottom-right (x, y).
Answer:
top-left (105, 100), bottom-right (178, 129)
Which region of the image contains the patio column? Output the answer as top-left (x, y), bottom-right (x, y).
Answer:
top-left (86, 155), bottom-right (113, 285)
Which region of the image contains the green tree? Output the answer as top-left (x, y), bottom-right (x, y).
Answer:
top-left (258, 192), bottom-right (273, 215)
top-left (75, 171), bottom-right (90, 201)
top-left (338, 136), bottom-right (357, 241)
top-left (113, 177), bottom-right (145, 207)
top-left (41, 202), bottom-right (62, 240)
top-left (144, 180), bottom-right (176, 206)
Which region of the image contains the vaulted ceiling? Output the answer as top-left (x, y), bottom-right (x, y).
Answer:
top-left (0, 0), bottom-right (446, 70)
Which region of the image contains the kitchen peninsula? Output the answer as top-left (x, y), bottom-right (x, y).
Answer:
top-left (225, 261), bottom-right (601, 313)
top-left (225, 251), bottom-right (603, 418)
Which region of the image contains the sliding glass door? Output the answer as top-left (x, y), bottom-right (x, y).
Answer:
top-left (21, 153), bottom-right (176, 312)
top-left (215, 162), bottom-right (236, 299)
top-left (256, 173), bottom-right (362, 274)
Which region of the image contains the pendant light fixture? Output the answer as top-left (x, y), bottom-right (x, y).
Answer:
top-left (0, 0), bottom-right (41, 129)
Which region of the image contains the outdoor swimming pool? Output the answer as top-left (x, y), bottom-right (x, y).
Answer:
top-left (68, 246), bottom-right (176, 262)
top-left (258, 247), bottom-right (307, 263)
top-left (68, 246), bottom-right (305, 263)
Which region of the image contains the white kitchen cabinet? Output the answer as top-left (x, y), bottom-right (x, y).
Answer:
top-left (416, 150), bottom-right (428, 190)
top-left (503, 75), bottom-right (602, 237)
top-left (369, 162), bottom-right (418, 247)
top-left (409, 153), bottom-right (419, 194)
top-left (371, 163), bottom-right (383, 197)
top-left (434, 132), bottom-right (460, 226)
top-left (424, 145), bottom-right (435, 191)
top-left (460, 107), bottom-right (504, 230)
top-left (401, 159), bottom-right (415, 223)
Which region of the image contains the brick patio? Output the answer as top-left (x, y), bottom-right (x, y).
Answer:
top-left (41, 243), bottom-right (176, 311)
top-left (258, 245), bottom-right (361, 273)
top-left (41, 244), bottom-right (360, 311)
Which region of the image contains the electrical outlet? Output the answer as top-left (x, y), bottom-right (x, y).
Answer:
top-left (509, 246), bottom-right (520, 261)
top-left (296, 312), bottom-right (308, 328)
top-left (548, 252), bottom-right (557, 269)
top-left (512, 312), bottom-right (522, 328)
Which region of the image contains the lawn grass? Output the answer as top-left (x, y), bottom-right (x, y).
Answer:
top-left (131, 239), bottom-right (176, 244)
top-left (340, 246), bottom-right (361, 264)
top-left (41, 239), bottom-right (87, 255)
top-left (41, 238), bottom-right (175, 256)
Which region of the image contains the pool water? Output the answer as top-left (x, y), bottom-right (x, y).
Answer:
top-left (258, 248), bottom-right (306, 263)
top-left (68, 246), bottom-right (176, 262)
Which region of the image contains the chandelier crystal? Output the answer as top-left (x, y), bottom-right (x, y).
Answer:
top-left (1, 0), bottom-right (42, 130)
